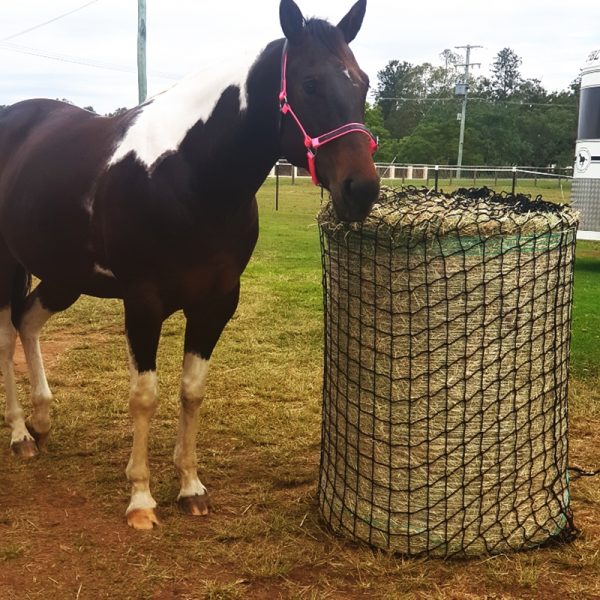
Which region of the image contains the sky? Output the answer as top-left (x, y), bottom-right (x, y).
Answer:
top-left (0, 0), bottom-right (598, 115)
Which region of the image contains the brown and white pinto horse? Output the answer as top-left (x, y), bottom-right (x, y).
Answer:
top-left (0, 0), bottom-right (379, 529)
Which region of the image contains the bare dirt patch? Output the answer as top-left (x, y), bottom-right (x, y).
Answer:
top-left (12, 332), bottom-right (99, 377)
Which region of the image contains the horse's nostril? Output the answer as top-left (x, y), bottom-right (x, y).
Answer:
top-left (343, 177), bottom-right (379, 203)
top-left (337, 176), bottom-right (380, 222)
top-left (343, 178), bottom-right (354, 198)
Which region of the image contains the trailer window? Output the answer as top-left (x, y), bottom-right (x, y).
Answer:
top-left (579, 86), bottom-right (600, 140)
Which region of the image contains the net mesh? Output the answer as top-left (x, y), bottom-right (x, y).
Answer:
top-left (318, 186), bottom-right (579, 557)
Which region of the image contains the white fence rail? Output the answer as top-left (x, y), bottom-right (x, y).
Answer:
top-left (270, 161), bottom-right (573, 188)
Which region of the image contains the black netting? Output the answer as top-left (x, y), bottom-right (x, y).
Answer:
top-left (318, 186), bottom-right (579, 557)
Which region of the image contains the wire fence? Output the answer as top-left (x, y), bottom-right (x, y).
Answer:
top-left (270, 162), bottom-right (573, 210)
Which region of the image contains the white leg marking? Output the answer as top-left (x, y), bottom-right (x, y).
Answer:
top-left (174, 353), bottom-right (209, 499)
top-left (0, 308), bottom-right (32, 446)
top-left (125, 368), bottom-right (159, 515)
top-left (19, 297), bottom-right (53, 436)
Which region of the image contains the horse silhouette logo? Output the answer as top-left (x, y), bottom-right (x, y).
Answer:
top-left (576, 147), bottom-right (591, 173)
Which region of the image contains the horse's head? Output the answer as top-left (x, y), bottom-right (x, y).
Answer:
top-left (278, 0), bottom-right (380, 222)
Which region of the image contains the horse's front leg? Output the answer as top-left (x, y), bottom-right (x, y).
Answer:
top-left (175, 286), bottom-right (240, 516)
top-left (123, 291), bottom-right (163, 530)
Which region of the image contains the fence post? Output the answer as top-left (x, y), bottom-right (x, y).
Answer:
top-left (512, 166), bottom-right (517, 195)
top-left (275, 161), bottom-right (280, 211)
top-left (292, 166), bottom-right (296, 186)
top-left (434, 165), bottom-right (439, 192)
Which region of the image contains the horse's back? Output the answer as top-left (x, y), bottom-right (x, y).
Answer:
top-left (0, 100), bottom-right (124, 287)
top-left (0, 99), bottom-right (91, 160)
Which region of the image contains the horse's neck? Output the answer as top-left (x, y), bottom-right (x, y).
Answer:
top-left (109, 42), bottom-right (282, 178)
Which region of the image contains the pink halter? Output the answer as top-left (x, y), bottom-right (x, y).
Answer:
top-left (278, 41), bottom-right (378, 186)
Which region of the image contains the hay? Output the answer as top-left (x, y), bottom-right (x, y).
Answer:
top-left (318, 187), bottom-right (578, 557)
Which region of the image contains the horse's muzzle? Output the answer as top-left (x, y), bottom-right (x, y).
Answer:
top-left (333, 175), bottom-right (380, 222)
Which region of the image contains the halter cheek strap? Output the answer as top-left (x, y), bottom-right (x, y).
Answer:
top-left (278, 41), bottom-right (378, 186)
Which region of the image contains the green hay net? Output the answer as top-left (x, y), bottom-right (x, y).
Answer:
top-left (318, 186), bottom-right (579, 557)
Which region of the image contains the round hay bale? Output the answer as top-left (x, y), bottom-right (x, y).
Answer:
top-left (318, 186), bottom-right (578, 557)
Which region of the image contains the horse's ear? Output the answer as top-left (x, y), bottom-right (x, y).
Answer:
top-left (337, 0), bottom-right (367, 44)
top-left (280, 0), bottom-right (305, 45)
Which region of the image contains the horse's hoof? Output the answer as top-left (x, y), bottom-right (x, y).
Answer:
top-left (26, 420), bottom-right (49, 451)
top-left (178, 493), bottom-right (212, 516)
top-left (126, 508), bottom-right (160, 530)
top-left (10, 438), bottom-right (39, 458)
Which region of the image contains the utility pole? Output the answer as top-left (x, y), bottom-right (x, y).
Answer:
top-left (137, 0), bottom-right (147, 104)
top-left (455, 44), bottom-right (481, 179)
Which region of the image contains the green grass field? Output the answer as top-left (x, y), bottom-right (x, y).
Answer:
top-left (1, 178), bottom-right (599, 599)
top-left (267, 177), bottom-right (597, 375)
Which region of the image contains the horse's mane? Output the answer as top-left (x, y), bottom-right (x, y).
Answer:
top-left (303, 18), bottom-right (347, 59)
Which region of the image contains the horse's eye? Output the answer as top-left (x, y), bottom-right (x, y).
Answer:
top-left (302, 79), bottom-right (317, 95)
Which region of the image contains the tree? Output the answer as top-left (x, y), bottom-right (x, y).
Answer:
top-left (370, 48), bottom-right (579, 168)
top-left (105, 107), bottom-right (128, 117)
top-left (374, 60), bottom-right (415, 120)
top-left (374, 60), bottom-right (456, 139)
top-left (365, 103), bottom-right (396, 162)
top-left (491, 48), bottom-right (522, 99)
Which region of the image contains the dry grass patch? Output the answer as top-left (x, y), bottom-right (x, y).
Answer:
top-left (1, 182), bottom-right (599, 599)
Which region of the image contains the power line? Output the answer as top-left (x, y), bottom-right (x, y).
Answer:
top-left (0, 41), bottom-right (181, 80)
top-left (1, 0), bottom-right (102, 43)
top-left (378, 96), bottom-right (574, 108)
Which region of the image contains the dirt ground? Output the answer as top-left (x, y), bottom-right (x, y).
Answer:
top-left (1, 327), bottom-right (600, 600)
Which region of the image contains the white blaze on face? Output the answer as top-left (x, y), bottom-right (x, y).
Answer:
top-left (108, 51), bottom-right (261, 171)
top-left (93, 264), bottom-right (116, 278)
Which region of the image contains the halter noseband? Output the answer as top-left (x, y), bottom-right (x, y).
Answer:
top-left (278, 41), bottom-right (378, 186)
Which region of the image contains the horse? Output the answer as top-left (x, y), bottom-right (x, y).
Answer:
top-left (0, 0), bottom-right (379, 529)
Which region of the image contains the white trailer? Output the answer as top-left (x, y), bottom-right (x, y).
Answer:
top-left (573, 49), bottom-right (600, 240)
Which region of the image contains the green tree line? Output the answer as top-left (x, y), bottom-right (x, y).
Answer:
top-left (366, 47), bottom-right (579, 167)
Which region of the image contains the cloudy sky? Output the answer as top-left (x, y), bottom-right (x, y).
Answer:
top-left (0, 0), bottom-right (598, 115)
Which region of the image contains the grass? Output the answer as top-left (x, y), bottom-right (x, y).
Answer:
top-left (0, 178), bottom-right (599, 599)
top-left (571, 240), bottom-right (600, 377)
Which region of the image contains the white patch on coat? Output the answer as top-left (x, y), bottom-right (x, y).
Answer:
top-left (19, 298), bottom-right (54, 436)
top-left (175, 353), bottom-right (210, 499)
top-left (108, 52), bottom-right (259, 170)
top-left (93, 264), bottom-right (116, 278)
top-left (0, 307), bottom-right (31, 445)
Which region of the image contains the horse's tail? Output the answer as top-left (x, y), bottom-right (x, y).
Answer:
top-left (11, 264), bottom-right (31, 328)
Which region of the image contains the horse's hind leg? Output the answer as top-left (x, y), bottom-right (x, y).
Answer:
top-left (0, 257), bottom-right (37, 456)
top-left (0, 305), bottom-right (37, 456)
top-left (17, 282), bottom-right (79, 450)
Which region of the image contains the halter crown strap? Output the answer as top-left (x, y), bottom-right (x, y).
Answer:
top-left (278, 40), bottom-right (378, 186)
